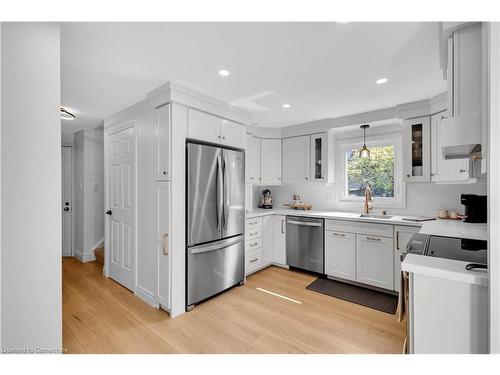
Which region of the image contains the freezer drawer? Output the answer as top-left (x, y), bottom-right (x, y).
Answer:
top-left (286, 216), bottom-right (324, 273)
top-left (187, 235), bottom-right (244, 307)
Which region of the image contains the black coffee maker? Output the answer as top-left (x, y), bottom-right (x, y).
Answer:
top-left (461, 194), bottom-right (487, 223)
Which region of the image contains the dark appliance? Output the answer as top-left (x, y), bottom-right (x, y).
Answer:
top-left (461, 194), bottom-right (487, 223)
top-left (405, 233), bottom-right (487, 267)
top-left (258, 189), bottom-right (273, 209)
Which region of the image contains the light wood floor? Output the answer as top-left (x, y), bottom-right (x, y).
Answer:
top-left (62, 257), bottom-right (406, 354)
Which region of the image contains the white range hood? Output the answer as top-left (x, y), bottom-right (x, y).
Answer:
top-left (442, 113), bottom-right (482, 159)
top-left (441, 23), bottom-right (483, 160)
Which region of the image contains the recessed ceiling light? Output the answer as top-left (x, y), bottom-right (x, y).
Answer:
top-left (218, 69), bottom-right (230, 77)
top-left (376, 78), bottom-right (388, 84)
top-left (60, 107), bottom-right (75, 120)
top-left (282, 103), bottom-right (291, 109)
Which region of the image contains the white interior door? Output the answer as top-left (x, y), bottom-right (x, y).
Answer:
top-left (61, 146), bottom-right (73, 257)
top-left (107, 126), bottom-right (136, 291)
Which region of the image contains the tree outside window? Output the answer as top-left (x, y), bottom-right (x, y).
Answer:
top-left (345, 145), bottom-right (395, 198)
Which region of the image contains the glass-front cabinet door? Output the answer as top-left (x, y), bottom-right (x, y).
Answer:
top-left (403, 116), bottom-right (431, 182)
top-left (309, 133), bottom-right (334, 183)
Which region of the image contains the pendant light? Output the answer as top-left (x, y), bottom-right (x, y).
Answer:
top-left (359, 124), bottom-right (370, 158)
top-left (60, 107), bottom-right (75, 120)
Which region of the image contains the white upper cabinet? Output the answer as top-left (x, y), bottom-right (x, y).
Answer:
top-left (403, 116), bottom-right (431, 182)
top-left (431, 111), bottom-right (472, 183)
top-left (310, 133), bottom-right (335, 184)
top-left (283, 135), bottom-right (310, 183)
top-left (260, 138), bottom-right (282, 185)
top-left (249, 136), bottom-right (261, 184)
top-left (220, 119), bottom-right (245, 149)
top-left (187, 108), bottom-right (221, 144)
top-left (187, 108), bottom-right (246, 149)
top-left (155, 104), bottom-right (171, 181)
top-left (245, 134), bottom-right (252, 184)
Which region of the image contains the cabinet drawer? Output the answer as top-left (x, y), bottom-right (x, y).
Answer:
top-left (246, 227), bottom-right (262, 241)
top-left (245, 216), bottom-right (263, 229)
top-left (245, 237), bottom-right (262, 252)
top-left (246, 248), bottom-right (263, 274)
top-left (326, 219), bottom-right (393, 238)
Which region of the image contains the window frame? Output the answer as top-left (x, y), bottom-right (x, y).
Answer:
top-left (336, 133), bottom-right (406, 209)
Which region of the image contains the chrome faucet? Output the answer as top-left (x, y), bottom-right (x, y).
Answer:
top-left (363, 186), bottom-right (373, 214)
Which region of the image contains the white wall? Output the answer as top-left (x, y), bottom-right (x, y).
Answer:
top-left (488, 21), bottom-right (500, 354)
top-left (73, 127), bottom-right (104, 262)
top-left (266, 181), bottom-right (486, 218)
top-left (1, 23), bottom-right (61, 351)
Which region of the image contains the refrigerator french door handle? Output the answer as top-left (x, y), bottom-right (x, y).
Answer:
top-left (217, 153), bottom-right (224, 232)
top-left (223, 156), bottom-right (229, 229)
top-left (189, 235), bottom-right (243, 254)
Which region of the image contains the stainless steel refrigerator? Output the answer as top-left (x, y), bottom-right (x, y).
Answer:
top-left (186, 142), bottom-right (245, 310)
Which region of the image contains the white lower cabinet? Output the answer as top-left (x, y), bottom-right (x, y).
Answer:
top-left (246, 248), bottom-right (263, 274)
top-left (262, 215), bottom-right (274, 266)
top-left (273, 215), bottom-right (286, 265)
top-left (325, 231), bottom-right (356, 281)
top-left (356, 234), bottom-right (394, 290)
top-left (156, 182), bottom-right (170, 309)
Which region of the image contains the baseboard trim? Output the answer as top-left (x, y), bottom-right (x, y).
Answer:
top-left (135, 285), bottom-right (159, 308)
top-left (73, 248), bottom-right (95, 263)
top-left (91, 238), bottom-right (104, 252)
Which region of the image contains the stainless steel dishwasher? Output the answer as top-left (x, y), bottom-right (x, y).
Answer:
top-left (286, 216), bottom-right (324, 273)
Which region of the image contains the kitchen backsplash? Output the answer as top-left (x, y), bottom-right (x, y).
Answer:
top-left (252, 181), bottom-right (487, 218)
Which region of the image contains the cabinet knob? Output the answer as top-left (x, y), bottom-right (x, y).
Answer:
top-left (163, 171), bottom-right (167, 175)
top-left (305, 177), bottom-right (308, 180)
top-left (406, 174), bottom-right (410, 178)
top-left (459, 169), bottom-right (467, 173)
top-left (222, 136), bottom-right (226, 140)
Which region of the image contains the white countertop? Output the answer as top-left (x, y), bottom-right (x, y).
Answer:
top-left (245, 208), bottom-right (424, 226)
top-left (402, 253), bottom-right (488, 286)
top-left (420, 219), bottom-right (487, 241)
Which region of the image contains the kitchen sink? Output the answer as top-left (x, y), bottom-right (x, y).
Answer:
top-left (359, 213), bottom-right (394, 219)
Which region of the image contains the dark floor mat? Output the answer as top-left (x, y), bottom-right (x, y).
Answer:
top-left (306, 278), bottom-right (398, 314)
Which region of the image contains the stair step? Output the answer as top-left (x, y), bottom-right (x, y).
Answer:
top-left (94, 247), bottom-right (104, 265)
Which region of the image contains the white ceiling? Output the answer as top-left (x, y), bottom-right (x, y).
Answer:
top-left (61, 22), bottom-right (446, 133)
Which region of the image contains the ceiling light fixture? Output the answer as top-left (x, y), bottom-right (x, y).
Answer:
top-left (359, 124), bottom-right (371, 158)
top-left (282, 103), bottom-right (291, 109)
top-left (218, 69), bottom-right (230, 77)
top-left (376, 78), bottom-right (388, 84)
top-left (60, 107), bottom-right (75, 121)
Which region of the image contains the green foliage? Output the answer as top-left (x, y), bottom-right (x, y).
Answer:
top-left (346, 145), bottom-right (395, 197)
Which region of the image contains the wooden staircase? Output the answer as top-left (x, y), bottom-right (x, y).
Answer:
top-left (94, 247), bottom-right (104, 265)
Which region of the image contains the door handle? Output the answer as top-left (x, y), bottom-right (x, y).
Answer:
top-left (287, 220), bottom-right (322, 227)
top-left (162, 233), bottom-right (168, 256)
top-left (106, 210), bottom-right (112, 216)
top-left (223, 156), bottom-right (229, 230)
top-left (281, 219), bottom-right (284, 234)
top-left (63, 207), bottom-right (70, 212)
top-left (396, 231), bottom-right (400, 250)
top-left (64, 202), bottom-right (70, 206)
